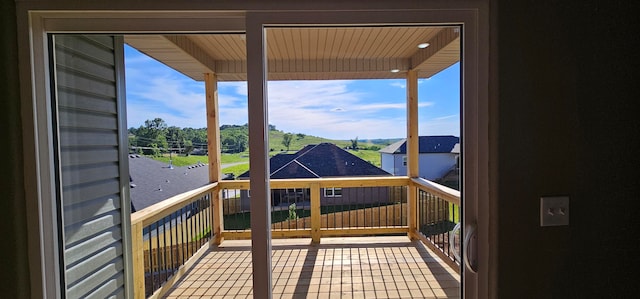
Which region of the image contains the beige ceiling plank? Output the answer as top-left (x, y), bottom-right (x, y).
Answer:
top-left (341, 29), bottom-right (358, 59)
top-left (410, 27), bottom-right (460, 71)
top-left (211, 35), bottom-right (241, 61)
top-left (376, 28), bottom-right (397, 58)
top-left (125, 35), bottom-right (210, 81)
top-left (163, 35), bottom-right (216, 73)
top-left (416, 39), bottom-right (460, 78)
top-left (212, 56), bottom-right (411, 82)
top-left (392, 27), bottom-right (422, 58)
top-left (317, 28), bottom-right (328, 60)
top-left (354, 27), bottom-right (372, 59)
top-left (325, 28), bottom-right (337, 61)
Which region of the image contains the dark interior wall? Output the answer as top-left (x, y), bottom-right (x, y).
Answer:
top-left (498, 1), bottom-right (640, 298)
top-left (0, 0), bottom-right (29, 298)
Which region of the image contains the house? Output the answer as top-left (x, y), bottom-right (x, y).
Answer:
top-left (237, 143), bottom-right (392, 210)
top-left (380, 135), bottom-right (460, 181)
top-left (5, 1), bottom-right (639, 298)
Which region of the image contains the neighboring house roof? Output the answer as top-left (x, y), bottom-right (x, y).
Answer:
top-left (128, 155), bottom-right (211, 211)
top-left (239, 143), bottom-right (391, 179)
top-left (379, 135), bottom-right (460, 154)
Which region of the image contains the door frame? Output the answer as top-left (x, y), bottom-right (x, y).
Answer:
top-left (18, 5), bottom-right (491, 299)
top-left (246, 10), bottom-right (489, 298)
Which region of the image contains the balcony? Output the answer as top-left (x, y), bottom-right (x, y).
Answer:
top-left (130, 177), bottom-right (461, 298)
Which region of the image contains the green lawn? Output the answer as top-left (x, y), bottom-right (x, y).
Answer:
top-left (146, 153), bottom-right (247, 167)
top-left (347, 149), bottom-right (381, 167)
top-left (152, 154), bottom-right (208, 167)
top-left (221, 163), bottom-right (250, 177)
top-left (221, 153), bottom-right (249, 164)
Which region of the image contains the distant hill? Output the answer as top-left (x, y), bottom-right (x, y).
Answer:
top-left (349, 138), bottom-right (403, 146)
top-left (129, 118), bottom-right (398, 156)
top-left (220, 124), bottom-right (394, 152)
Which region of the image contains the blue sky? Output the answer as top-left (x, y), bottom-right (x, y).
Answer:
top-left (125, 45), bottom-right (460, 140)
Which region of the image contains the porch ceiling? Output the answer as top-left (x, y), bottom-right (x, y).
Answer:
top-left (124, 26), bottom-right (459, 82)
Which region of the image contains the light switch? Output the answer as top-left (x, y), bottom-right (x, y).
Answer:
top-left (540, 196), bottom-right (570, 226)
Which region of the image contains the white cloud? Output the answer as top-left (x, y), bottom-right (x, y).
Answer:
top-left (352, 102), bottom-right (433, 111)
top-left (127, 77), bottom-right (443, 139)
top-left (390, 82), bottom-right (406, 89)
top-left (262, 80), bottom-right (412, 139)
top-left (434, 114), bottom-right (458, 121)
top-left (126, 76), bottom-right (207, 128)
top-left (126, 49), bottom-right (446, 139)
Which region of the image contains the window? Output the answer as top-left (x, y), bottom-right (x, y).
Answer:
top-left (324, 187), bottom-right (342, 197)
top-left (402, 156), bottom-right (407, 166)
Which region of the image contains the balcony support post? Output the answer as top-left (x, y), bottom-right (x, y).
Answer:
top-left (205, 72), bottom-right (224, 245)
top-left (407, 69), bottom-right (419, 239)
top-left (247, 17), bottom-right (273, 298)
top-left (310, 182), bottom-right (321, 243)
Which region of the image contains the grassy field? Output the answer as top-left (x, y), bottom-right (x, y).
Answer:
top-left (152, 154), bottom-right (208, 167)
top-left (221, 153), bottom-right (248, 164)
top-left (268, 130), bottom-right (341, 151)
top-left (348, 149), bottom-right (382, 167)
top-left (221, 163), bottom-right (250, 177)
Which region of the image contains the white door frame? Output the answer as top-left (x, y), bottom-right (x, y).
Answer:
top-left (19, 6), bottom-right (490, 299)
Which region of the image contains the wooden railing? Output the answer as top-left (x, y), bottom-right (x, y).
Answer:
top-left (131, 183), bottom-right (217, 299)
top-left (130, 176), bottom-right (461, 298)
top-left (411, 177), bottom-right (461, 272)
top-left (217, 176), bottom-right (409, 241)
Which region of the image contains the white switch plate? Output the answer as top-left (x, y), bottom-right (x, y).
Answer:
top-left (540, 196), bottom-right (570, 226)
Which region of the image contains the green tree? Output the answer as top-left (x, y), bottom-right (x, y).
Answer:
top-left (350, 136), bottom-right (359, 150)
top-left (128, 135), bottom-right (137, 153)
top-left (134, 118), bottom-right (168, 149)
top-left (154, 134), bottom-right (169, 153)
top-left (221, 131), bottom-right (248, 153)
top-left (183, 139), bottom-right (194, 156)
top-left (166, 126), bottom-right (186, 153)
top-left (234, 134), bottom-right (248, 152)
top-left (282, 133), bottom-right (293, 151)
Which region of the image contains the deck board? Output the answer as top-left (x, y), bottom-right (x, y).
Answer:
top-left (163, 236), bottom-right (459, 298)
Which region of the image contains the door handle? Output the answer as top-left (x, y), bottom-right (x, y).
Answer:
top-left (449, 222), bottom-right (461, 263)
top-left (464, 223), bottom-right (478, 273)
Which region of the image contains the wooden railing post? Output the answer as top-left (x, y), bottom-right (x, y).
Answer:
top-left (205, 72), bottom-right (223, 246)
top-left (310, 182), bottom-right (321, 243)
top-left (131, 220), bottom-right (145, 299)
top-left (408, 184), bottom-right (418, 239)
top-left (212, 187), bottom-right (224, 245)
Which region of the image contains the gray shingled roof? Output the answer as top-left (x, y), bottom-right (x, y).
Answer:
top-left (239, 143), bottom-right (391, 179)
top-left (379, 136), bottom-right (460, 154)
top-left (128, 155), bottom-right (210, 211)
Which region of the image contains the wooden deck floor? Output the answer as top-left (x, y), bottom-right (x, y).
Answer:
top-left (163, 236), bottom-right (460, 298)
